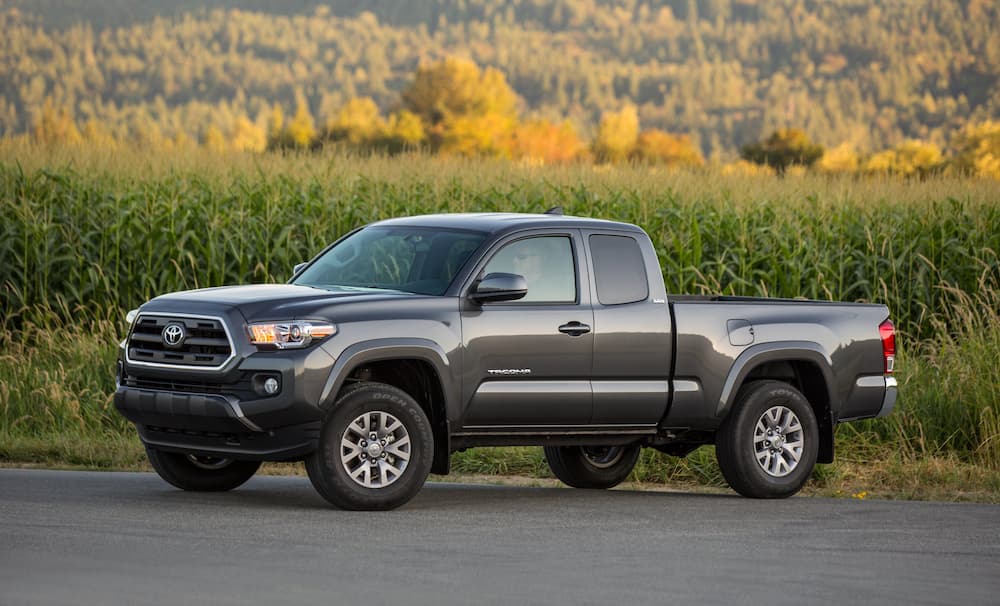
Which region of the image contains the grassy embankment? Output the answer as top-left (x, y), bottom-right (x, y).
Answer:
top-left (2, 142), bottom-right (998, 501)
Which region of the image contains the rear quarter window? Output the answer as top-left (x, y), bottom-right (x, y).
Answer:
top-left (589, 234), bottom-right (649, 305)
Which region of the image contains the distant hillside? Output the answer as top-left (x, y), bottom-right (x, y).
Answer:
top-left (2, 0), bottom-right (997, 157)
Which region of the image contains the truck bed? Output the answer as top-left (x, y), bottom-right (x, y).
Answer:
top-left (665, 298), bottom-right (892, 430)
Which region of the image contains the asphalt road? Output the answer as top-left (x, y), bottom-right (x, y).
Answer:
top-left (1, 469), bottom-right (998, 606)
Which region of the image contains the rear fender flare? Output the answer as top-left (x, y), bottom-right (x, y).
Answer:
top-left (717, 341), bottom-right (837, 420)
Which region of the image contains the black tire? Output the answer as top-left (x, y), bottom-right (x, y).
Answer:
top-left (543, 444), bottom-right (641, 489)
top-left (715, 380), bottom-right (819, 499)
top-left (145, 448), bottom-right (261, 492)
top-left (305, 382), bottom-right (434, 510)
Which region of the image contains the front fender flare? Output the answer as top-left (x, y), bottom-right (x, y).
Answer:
top-left (318, 338), bottom-right (455, 417)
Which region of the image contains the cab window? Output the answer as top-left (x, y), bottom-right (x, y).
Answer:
top-left (482, 236), bottom-right (577, 303)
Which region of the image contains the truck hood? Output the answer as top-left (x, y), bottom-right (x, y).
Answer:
top-left (142, 284), bottom-right (420, 321)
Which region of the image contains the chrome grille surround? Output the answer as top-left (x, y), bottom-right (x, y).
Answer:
top-left (125, 312), bottom-right (236, 371)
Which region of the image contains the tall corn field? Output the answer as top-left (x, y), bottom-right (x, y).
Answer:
top-left (2, 146), bottom-right (998, 341)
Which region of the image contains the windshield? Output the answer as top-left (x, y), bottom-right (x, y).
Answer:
top-left (293, 226), bottom-right (486, 296)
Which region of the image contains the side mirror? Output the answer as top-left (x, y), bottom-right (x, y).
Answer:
top-left (292, 262), bottom-right (308, 278)
top-left (469, 272), bottom-right (528, 303)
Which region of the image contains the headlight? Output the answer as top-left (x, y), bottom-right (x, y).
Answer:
top-left (125, 308), bottom-right (139, 326)
top-left (248, 321), bottom-right (336, 349)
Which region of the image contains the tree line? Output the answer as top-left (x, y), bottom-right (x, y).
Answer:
top-left (27, 55), bottom-right (1000, 178)
top-left (2, 0), bottom-right (998, 162)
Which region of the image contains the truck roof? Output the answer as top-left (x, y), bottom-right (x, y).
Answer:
top-left (371, 212), bottom-right (643, 236)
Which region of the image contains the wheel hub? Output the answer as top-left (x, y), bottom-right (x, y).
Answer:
top-left (581, 446), bottom-right (625, 469)
top-left (753, 405), bottom-right (804, 478)
top-left (364, 441), bottom-right (384, 458)
top-left (186, 455), bottom-right (233, 470)
top-left (340, 410), bottom-right (411, 489)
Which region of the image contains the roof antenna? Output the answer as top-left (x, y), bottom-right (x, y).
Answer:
top-left (544, 205), bottom-right (564, 215)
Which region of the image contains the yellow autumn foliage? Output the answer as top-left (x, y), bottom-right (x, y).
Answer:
top-left (952, 121), bottom-right (1000, 179)
top-left (817, 143), bottom-right (861, 174)
top-left (324, 97), bottom-right (385, 145)
top-left (864, 140), bottom-right (944, 177)
top-left (632, 129), bottom-right (704, 167)
top-left (593, 105), bottom-right (639, 163)
top-left (508, 120), bottom-right (585, 164)
top-left (402, 57), bottom-right (519, 156)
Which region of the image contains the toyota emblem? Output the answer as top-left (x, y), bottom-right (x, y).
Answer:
top-left (162, 323), bottom-right (186, 348)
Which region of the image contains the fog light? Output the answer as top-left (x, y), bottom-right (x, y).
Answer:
top-left (252, 374), bottom-right (281, 397)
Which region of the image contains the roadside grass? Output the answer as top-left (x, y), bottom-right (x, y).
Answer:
top-left (0, 431), bottom-right (147, 470)
top-left (851, 273), bottom-right (1000, 470)
top-left (812, 451), bottom-right (1000, 503)
top-left (0, 318), bottom-right (127, 438)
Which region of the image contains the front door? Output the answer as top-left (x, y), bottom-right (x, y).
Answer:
top-left (459, 231), bottom-right (594, 429)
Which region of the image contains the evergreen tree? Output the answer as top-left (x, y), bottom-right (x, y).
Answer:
top-left (741, 128), bottom-right (824, 174)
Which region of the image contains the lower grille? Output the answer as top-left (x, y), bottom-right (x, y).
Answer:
top-left (146, 426), bottom-right (241, 440)
top-left (126, 377), bottom-right (224, 394)
top-left (124, 374), bottom-right (255, 400)
top-left (127, 314), bottom-right (234, 369)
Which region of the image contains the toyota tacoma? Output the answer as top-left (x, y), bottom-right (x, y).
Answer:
top-left (115, 211), bottom-right (897, 509)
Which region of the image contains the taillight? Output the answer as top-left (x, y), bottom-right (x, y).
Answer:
top-left (879, 319), bottom-right (895, 374)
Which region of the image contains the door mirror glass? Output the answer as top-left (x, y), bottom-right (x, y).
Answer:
top-left (469, 272), bottom-right (528, 303)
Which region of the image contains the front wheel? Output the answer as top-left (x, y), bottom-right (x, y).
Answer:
top-left (544, 444), bottom-right (641, 489)
top-left (715, 380), bottom-right (819, 499)
top-left (146, 448), bottom-right (261, 492)
top-left (305, 382), bottom-right (434, 510)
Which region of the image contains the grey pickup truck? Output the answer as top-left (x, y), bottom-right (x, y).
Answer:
top-left (115, 211), bottom-right (897, 510)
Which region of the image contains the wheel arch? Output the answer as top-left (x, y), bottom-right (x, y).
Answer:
top-left (319, 339), bottom-right (455, 474)
top-left (717, 341), bottom-right (837, 464)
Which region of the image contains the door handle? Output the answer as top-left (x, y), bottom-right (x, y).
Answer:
top-left (558, 321), bottom-right (591, 336)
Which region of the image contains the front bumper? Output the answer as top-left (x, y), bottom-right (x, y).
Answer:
top-left (115, 331), bottom-right (336, 460)
top-left (114, 387), bottom-right (263, 433)
top-left (113, 386), bottom-right (323, 460)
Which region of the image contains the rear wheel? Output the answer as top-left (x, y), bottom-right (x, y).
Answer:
top-left (145, 448), bottom-right (261, 492)
top-left (544, 444), bottom-right (641, 489)
top-left (715, 380), bottom-right (819, 498)
top-left (305, 382), bottom-right (433, 510)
